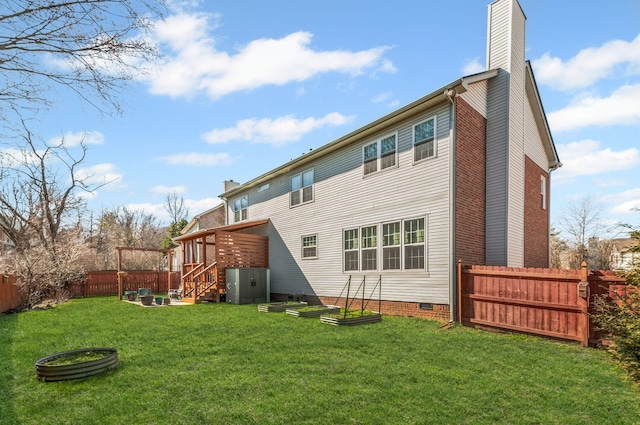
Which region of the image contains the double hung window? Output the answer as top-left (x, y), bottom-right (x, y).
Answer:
top-left (291, 169), bottom-right (314, 206)
top-left (413, 117), bottom-right (436, 162)
top-left (233, 196), bottom-right (248, 222)
top-left (361, 226), bottom-right (377, 271)
top-left (343, 229), bottom-right (359, 271)
top-left (343, 217), bottom-right (427, 272)
top-left (540, 176), bottom-right (547, 210)
top-left (363, 133), bottom-right (397, 176)
top-left (302, 235), bottom-right (317, 259)
top-left (404, 218), bottom-right (425, 269)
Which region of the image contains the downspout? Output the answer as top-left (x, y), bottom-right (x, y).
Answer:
top-left (446, 88), bottom-right (457, 322)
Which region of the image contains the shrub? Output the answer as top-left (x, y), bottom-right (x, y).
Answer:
top-left (593, 288), bottom-right (640, 382)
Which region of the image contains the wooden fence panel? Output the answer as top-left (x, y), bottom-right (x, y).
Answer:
top-left (0, 274), bottom-right (20, 313)
top-left (459, 263), bottom-right (627, 346)
top-left (70, 271), bottom-right (180, 298)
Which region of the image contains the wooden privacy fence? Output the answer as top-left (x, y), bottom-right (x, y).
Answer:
top-left (458, 261), bottom-right (627, 347)
top-left (0, 274), bottom-right (20, 313)
top-left (69, 271), bottom-right (180, 298)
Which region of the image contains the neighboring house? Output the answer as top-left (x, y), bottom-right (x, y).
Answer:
top-left (0, 228), bottom-right (15, 253)
top-left (170, 202), bottom-right (226, 272)
top-left (182, 0), bottom-right (560, 318)
top-left (611, 238), bottom-right (639, 271)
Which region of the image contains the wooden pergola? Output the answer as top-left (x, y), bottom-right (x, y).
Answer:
top-left (172, 219), bottom-right (269, 303)
top-left (115, 247), bottom-right (175, 300)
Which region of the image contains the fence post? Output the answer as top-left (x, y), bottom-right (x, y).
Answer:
top-left (577, 261), bottom-right (590, 347)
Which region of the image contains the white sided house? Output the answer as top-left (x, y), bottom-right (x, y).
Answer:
top-left (187, 0), bottom-right (560, 320)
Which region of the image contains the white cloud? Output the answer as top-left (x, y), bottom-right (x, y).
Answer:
top-left (151, 185), bottom-right (187, 195)
top-left (203, 112), bottom-right (355, 146)
top-left (372, 91), bottom-right (393, 103)
top-left (548, 84), bottom-right (640, 132)
top-left (148, 12), bottom-right (393, 99)
top-left (75, 163), bottom-right (124, 190)
top-left (553, 139), bottom-right (640, 184)
top-left (125, 197), bottom-right (222, 224)
top-left (47, 131), bottom-right (105, 148)
top-left (532, 34), bottom-right (640, 91)
top-left (154, 152), bottom-right (233, 166)
top-left (462, 58), bottom-right (485, 75)
top-left (601, 188), bottom-right (640, 215)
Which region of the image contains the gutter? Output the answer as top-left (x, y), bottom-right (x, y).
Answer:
top-left (220, 71), bottom-right (499, 200)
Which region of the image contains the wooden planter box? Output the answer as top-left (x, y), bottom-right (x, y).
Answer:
top-left (320, 312), bottom-right (382, 326)
top-left (286, 305), bottom-right (340, 318)
top-left (258, 302), bottom-right (307, 312)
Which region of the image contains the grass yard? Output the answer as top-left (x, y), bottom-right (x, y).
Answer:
top-left (1, 297), bottom-right (639, 425)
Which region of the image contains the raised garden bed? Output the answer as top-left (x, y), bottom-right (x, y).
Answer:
top-left (258, 301), bottom-right (307, 312)
top-left (286, 305), bottom-right (340, 318)
top-left (320, 310), bottom-right (382, 326)
top-left (36, 348), bottom-right (119, 382)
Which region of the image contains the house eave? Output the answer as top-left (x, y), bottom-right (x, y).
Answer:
top-left (220, 70), bottom-right (499, 199)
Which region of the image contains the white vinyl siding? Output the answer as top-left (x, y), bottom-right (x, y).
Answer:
top-left (229, 103), bottom-right (452, 305)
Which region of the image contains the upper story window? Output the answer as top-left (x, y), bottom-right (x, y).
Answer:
top-left (540, 176), bottom-right (547, 210)
top-left (290, 169), bottom-right (314, 207)
top-left (302, 235), bottom-right (318, 259)
top-left (413, 117), bottom-right (436, 162)
top-left (363, 133), bottom-right (397, 176)
top-left (233, 195), bottom-right (248, 222)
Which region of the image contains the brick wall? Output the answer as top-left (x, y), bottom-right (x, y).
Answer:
top-left (454, 97), bottom-right (487, 265)
top-left (271, 293), bottom-right (450, 322)
top-left (198, 204), bottom-right (226, 229)
top-left (524, 156), bottom-right (550, 267)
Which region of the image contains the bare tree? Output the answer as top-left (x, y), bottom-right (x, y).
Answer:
top-left (92, 206), bottom-right (164, 269)
top-left (549, 227), bottom-right (567, 269)
top-left (0, 128), bottom-right (102, 306)
top-left (558, 196), bottom-right (612, 269)
top-left (164, 192), bottom-right (189, 225)
top-left (0, 0), bottom-right (164, 124)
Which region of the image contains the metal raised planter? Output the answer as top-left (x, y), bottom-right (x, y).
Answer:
top-left (36, 348), bottom-right (119, 382)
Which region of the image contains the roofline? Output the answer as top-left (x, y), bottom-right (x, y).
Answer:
top-left (525, 61), bottom-right (562, 171)
top-left (173, 219), bottom-right (270, 242)
top-left (220, 70), bottom-right (499, 199)
top-left (180, 202), bottom-right (224, 235)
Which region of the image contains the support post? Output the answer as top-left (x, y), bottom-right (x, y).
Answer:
top-left (117, 248), bottom-right (123, 300)
top-left (577, 261), bottom-right (590, 347)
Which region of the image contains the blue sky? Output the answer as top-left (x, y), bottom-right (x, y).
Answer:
top-left (27, 0), bottom-right (640, 233)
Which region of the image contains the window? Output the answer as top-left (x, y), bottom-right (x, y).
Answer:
top-left (291, 169), bottom-right (314, 206)
top-left (413, 117), bottom-right (436, 162)
top-left (404, 218), bottom-right (425, 269)
top-left (302, 235), bottom-right (317, 259)
top-left (540, 176), bottom-right (547, 210)
top-left (343, 217), bottom-right (427, 272)
top-left (382, 222), bottom-right (401, 270)
top-left (363, 133), bottom-right (397, 176)
top-left (343, 229), bottom-right (359, 271)
top-left (233, 196), bottom-right (248, 222)
top-left (361, 226), bottom-right (377, 271)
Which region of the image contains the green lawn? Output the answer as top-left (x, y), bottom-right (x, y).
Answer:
top-left (1, 297), bottom-right (639, 425)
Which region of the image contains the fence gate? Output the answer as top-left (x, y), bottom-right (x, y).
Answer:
top-left (458, 261), bottom-right (626, 347)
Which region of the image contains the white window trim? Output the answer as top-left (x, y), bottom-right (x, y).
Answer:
top-left (341, 216), bottom-right (429, 273)
top-left (412, 116), bottom-right (437, 164)
top-left (540, 176), bottom-right (547, 210)
top-left (233, 195), bottom-right (248, 223)
top-left (362, 131), bottom-right (399, 177)
top-left (290, 168), bottom-right (315, 208)
top-left (301, 234), bottom-right (318, 260)
top-left (403, 216), bottom-right (427, 271)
